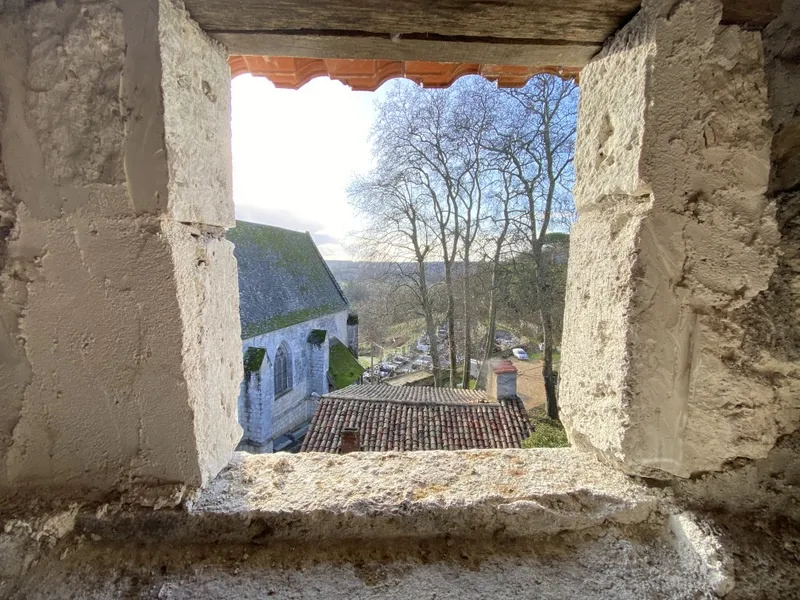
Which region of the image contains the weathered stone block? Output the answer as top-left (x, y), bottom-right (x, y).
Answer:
top-left (122, 0), bottom-right (234, 226)
top-left (0, 0), bottom-right (240, 489)
top-left (4, 207), bottom-right (197, 487)
top-left (159, 0), bottom-right (234, 228)
top-left (163, 222), bottom-right (243, 482)
top-left (560, 0), bottom-right (791, 478)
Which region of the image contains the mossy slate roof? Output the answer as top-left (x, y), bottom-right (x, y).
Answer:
top-left (228, 220), bottom-right (349, 339)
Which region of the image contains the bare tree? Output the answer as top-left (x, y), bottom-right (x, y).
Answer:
top-left (350, 75), bottom-right (577, 403)
top-left (481, 166), bottom-right (517, 367)
top-left (495, 75), bottom-right (578, 418)
top-left (451, 79), bottom-right (497, 388)
top-left (348, 165), bottom-right (443, 384)
top-left (373, 83), bottom-right (471, 386)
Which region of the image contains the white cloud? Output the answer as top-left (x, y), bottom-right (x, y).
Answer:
top-left (231, 74), bottom-right (383, 260)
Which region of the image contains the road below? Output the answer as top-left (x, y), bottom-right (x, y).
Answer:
top-left (509, 357), bottom-right (553, 410)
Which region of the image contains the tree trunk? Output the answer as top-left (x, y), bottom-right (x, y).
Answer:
top-left (424, 309), bottom-right (441, 389)
top-left (461, 252), bottom-right (472, 389)
top-left (540, 308), bottom-right (558, 419)
top-left (483, 259), bottom-right (500, 364)
top-left (533, 256), bottom-right (558, 419)
top-left (444, 262), bottom-right (457, 388)
top-left (418, 259), bottom-right (441, 388)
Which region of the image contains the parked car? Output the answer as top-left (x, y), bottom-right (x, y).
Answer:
top-left (512, 348), bottom-right (529, 360)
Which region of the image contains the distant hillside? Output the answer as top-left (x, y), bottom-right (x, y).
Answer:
top-left (325, 261), bottom-right (367, 284)
top-left (326, 261), bottom-right (446, 285)
top-left (326, 235), bottom-right (569, 285)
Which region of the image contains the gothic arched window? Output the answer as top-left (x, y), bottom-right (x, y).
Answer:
top-left (274, 342), bottom-right (292, 397)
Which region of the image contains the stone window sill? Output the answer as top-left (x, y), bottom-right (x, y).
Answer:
top-left (75, 448), bottom-right (664, 545)
top-left (274, 389), bottom-right (292, 401)
top-left (4, 449), bottom-right (733, 599)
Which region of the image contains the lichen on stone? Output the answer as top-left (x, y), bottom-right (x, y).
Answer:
top-left (307, 329), bottom-right (327, 346)
top-left (243, 347), bottom-right (267, 373)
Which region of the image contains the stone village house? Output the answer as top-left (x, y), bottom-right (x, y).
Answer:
top-left (0, 1), bottom-right (798, 597)
top-left (228, 220), bottom-right (361, 452)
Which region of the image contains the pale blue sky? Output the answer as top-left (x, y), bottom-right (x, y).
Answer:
top-left (231, 74), bottom-right (385, 260)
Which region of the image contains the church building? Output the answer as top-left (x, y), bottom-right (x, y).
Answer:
top-left (228, 220), bottom-right (362, 453)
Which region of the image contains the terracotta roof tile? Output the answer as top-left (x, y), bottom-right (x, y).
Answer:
top-left (229, 56), bottom-right (580, 92)
top-left (324, 384), bottom-right (489, 404)
top-left (301, 384), bottom-right (531, 453)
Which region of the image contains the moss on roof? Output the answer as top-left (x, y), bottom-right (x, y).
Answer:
top-left (308, 329), bottom-right (328, 346)
top-left (228, 220), bottom-right (349, 339)
top-left (243, 347), bottom-right (267, 372)
top-left (328, 339), bottom-right (365, 390)
top-left (241, 305), bottom-right (343, 339)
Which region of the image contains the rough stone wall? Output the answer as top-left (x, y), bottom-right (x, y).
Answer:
top-left (753, 0), bottom-right (800, 447)
top-left (672, 0), bottom-right (800, 517)
top-left (239, 310), bottom-right (348, 449)
top-left (0, 0), bottom-right (241, 490)
top-left (346, 321), bottom-right (359, 356)
top-left (560, 0), bottom-right (796, 478)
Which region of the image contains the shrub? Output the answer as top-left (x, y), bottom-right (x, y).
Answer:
top-left (522, 406), bottom-right (569, 448)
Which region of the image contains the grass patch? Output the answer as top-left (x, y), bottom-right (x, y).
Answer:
top-left (522, 405), bottom-right (569, 448)
top-left (525, 351), bottom-right (561, 364)
top-left (329, 340), bottom-right (365, 389)
top-left (434, 369), bottom-right (475, 388)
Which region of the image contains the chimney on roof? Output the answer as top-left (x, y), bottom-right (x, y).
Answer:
top-left (339, 428), bottom-right (361, 454)
top-left (488, 359), bottom-right (517, 401)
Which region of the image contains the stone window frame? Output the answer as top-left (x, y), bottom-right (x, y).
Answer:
top-left (220, 1), bottom-right (784, 480)
top-left (274, 341), bottom-right (293, 399)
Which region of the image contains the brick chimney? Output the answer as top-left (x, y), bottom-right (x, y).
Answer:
top-left (339, 428), bottom-right (361, 454)
top-left (487, 359), bottom-right (517, 401)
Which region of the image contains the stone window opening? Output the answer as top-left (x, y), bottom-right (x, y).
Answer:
top-left (228, 56), bottom-right (581, 457)
top-left (212, 0), bottom-right (796, 488)
top-left (274, 342), bottom-right (293, 398)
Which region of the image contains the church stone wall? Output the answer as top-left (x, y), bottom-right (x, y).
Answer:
top-left (239, 310), bottom-right (348, 449)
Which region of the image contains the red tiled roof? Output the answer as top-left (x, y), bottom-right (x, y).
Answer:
top-left (300, 384), bottom-right (531, 453)
top-left (324, 384), bottom-right (489, 405)
top-left (229, 56), bottom-right (580, 91)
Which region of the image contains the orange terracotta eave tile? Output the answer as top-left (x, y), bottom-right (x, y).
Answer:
top-left (229, 56), bottom-right (580, 91)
